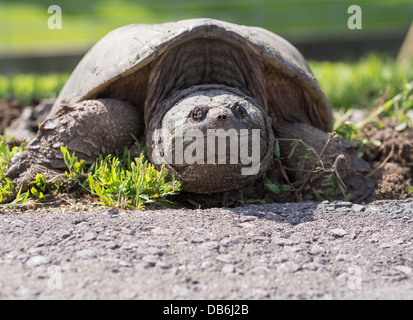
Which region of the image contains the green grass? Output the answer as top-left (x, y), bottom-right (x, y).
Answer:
top-left (310, 54), bottom-right (413, 110)
top-left (0, 0), bottom-right (412, 55)
top-left (0, 73), bottom-right (68, 104)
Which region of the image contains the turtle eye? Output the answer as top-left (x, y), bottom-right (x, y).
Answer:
top-left (232, 102), bottom-right (247, 119)
top-left (191, 106), bottom-right (206, 122)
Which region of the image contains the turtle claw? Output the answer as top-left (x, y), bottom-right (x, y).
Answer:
top-left (5, 151), bottom-right (32, 181)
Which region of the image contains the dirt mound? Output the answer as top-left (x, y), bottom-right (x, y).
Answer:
top-left (374, 173), bottom-right (410, 200)
top-left (362, 122), bottom-right (413, 200)
top-left (363, 123), bottom-right (413, 165)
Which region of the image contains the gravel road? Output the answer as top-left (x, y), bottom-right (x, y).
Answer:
top-left (1, 200), bottom-right (413, 300)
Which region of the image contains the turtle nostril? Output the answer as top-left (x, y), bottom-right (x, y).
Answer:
top-left (217, 114), bottom-right (226, 120)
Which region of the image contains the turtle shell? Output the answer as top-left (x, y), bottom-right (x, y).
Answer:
top-left (50, 18), bottom-right (333, 132)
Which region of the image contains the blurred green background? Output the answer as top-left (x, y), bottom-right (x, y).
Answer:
top-left (0, 0), bottom-right (411, 57)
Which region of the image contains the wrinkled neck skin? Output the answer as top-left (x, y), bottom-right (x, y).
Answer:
top-left (146, 85), bottom-right (274, 194)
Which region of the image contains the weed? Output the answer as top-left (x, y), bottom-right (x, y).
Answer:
top-left (61, 146), bottom-right (181, 209)
top-left (266, 134), bottom-right (351, 202)
top-left (0, 138), bottom-right (24, 203)
top-left (29, 173), bottom-right (49, 200)
top-left (10, 185), bottom-right (30, 205)
top-left (264, 175), bottom-right (291, 195)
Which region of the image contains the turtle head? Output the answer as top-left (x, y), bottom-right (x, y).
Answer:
top-left (148, 87), bottom-right (274, 194)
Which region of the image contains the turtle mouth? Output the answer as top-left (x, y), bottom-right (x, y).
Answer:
top-left (167, 130), bottom-right (265, 193)
top-left (152, 128), bottom-right (264, 167)
top-left (172, 128), bottom-right (263, 171)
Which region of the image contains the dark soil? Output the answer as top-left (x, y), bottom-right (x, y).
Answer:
top-left (361, 122), bottom-right (413, 200)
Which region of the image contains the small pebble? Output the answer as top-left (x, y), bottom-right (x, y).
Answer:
top-left (26, 256), bottom-right (50, 267)
top-left (190, 237), bottom-right (205, 244)
top-left (142, 255), bottom-right (159, 266)
top-left (311, 244), bottom-right (326, 255)
top-left (221, 264), bottom-right (236, 273)
top-left (61, 232), bottom-right (71, 239)
top-left (156, 260), bottom-right (172, 269)
top-left (200, 241), bottom-right (219, 251)
top-left (302, 262), bottom-right (320, 271)
top-left (76, 249), bottom-right (97, 260)
top-left (238, 222), bottom-right (255, 229)
top-left (380, 243), bottom-right (392, 249)
top-left (395, 266), bottom-right (412, 276)
top-left (250, 266), bottom-right (270, 275)
top-left (336, 254), bottom-right (347, 261)
top-left (352, 204), bottom-right (366, 212)
top-left (10, 220), bottom-right (25, 228)
top-left (216, 254), bottom-right (235, 264)
top-left (106, 241), bottom-right (120, 250)
top-left (220, 236), bottom-right (245, 247)
top-left (330, 228), bottom-right (348, 238)
top-left (84, 231), bottom-right (97, 241)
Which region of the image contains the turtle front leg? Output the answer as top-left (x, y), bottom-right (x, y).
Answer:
top-left (6, 98), bottom-right (143, 191)
top-left (272, 122), bottom-right (375, 203)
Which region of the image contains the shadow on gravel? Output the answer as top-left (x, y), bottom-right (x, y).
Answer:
top-left (225, 202), bottom-right (318, 225)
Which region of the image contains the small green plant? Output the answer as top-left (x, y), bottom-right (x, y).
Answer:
top-left (268, 134), bottom-right (351, 202)
top-left (0, 138), bottom-right (23, 203)
top-left (29, 173), bottom-right (49, 200)
top-left (0, 138), bottom-right (34, 205)
top-left (61, 146), bottom-right (181, 209)
top-left (0, 177), bottom-right (14, 204)
top-left (10, 185), bottom-right (30, 205)
top-left (264, 175), bottom-right (291, 195)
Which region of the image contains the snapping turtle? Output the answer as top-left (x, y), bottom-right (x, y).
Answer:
top-left (6, 18), bottom-right (374, 203)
